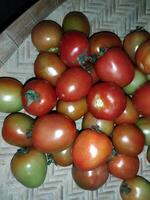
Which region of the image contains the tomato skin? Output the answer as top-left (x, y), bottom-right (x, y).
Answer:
top-left (62, 11), bottom-right (90, 36)
top-left (123, 29), bottom-right (150, 63)
top-left (120, 175), bottom-right (150, 200)
top-left (115, 97), bottom-right (139, 124)
top-left (56, 97), bottom-right (88, 121)
top-left (89, 31), bottom-right (122, 56)
top-left (72, 163), bottom-right (109, 190)
top-left (56, 67), bottom-right (92, 101)
top-left (22, 79), bottom-right (57, 116)
top-left (112, 123), bottom-right (145, 156)
top-left (60, 31), bottom-right (90, 67)
top-left (2, 112), bottom-right (34, 147)
top-left (132, 82), bottom-right (150, 117)
top-left (32, 113), bottom-right (77, 153)
top-left (0, 77), bottom-right (23, 113)
top-left (34, 52), bottom-right (67, 86)
top-left (31, 20), bottom-right (63, 51)
top-left (87, 82), bottom-right (127, 120)
top-left (136, 39), bottom-right (150, 74)
top-left (95, 47), bottom-right (134, 87)
top-left (108, 154), bottom-right (139, 180)
top-left (11, 147), bottom-right (47, 188)
top-left (72, 129), bottom-right (113, 170)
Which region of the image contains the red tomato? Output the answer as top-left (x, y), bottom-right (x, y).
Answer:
top-left (89, 31), bottom-right (122, 56)
top-left (60, 30), bottom-right (90, 67)
top-left (56, 67), bottom-right (92, 101)
top-left (95, 47), bottom-right (134, 87)
top-left (87, 82), bottom-right (127, 120)
top-left (72, 129), bottom-right (113, 170)
top-left (32, 113), bottom-right (77, 153)
top-left (112, 123), bottom-right (145, 156)
top-left (108, 153), bottom-right (139, 180)
top-left (72, 163), bottom-right (109, 190)
top-left (22, 79), bottom-right (57, 116)
top-left (132, 81), bottom-right (150, 117)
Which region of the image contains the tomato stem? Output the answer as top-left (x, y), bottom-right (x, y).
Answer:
top-left (45, 154), bottom-right (54, 165)
top-left (120, 181), bottom-right (131, 195)
top-left (24, 89), bottom-right (40, 106)
top-left (17, 147), bottom-right (29, 154)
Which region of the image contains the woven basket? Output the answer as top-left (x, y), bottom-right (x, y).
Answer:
top-left (0, 0), bottom-right (150, 199)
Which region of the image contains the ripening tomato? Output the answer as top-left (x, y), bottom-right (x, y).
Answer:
top-left (132, 81), bottom-right (150, 117)
top-left (32, 113), bottom-right (77, 153)
top-left (112, 123), bottom-right (145, 156)
top-left (11, 147), bottom-right (47, 188)
top-left (22, 79), bottom-right (57, 116)
top-left (123, 29), bottom-right (150, 63)
top-left (60, 30), bottom-right (90, 67)
top-left (2, 112), bottom-right (34, 147)
top-left (89, 31), bottom-right (122, 56)
top-left (56, 67), bottom-right (92, 101)
top-left (94, 47), bottom-right (134, 87)
top-left (34, 52), bottom-right (67, 86)
top-left (72, 129), bottom-right (113, 170)
top-left (136, 39), bottom-right (150, 74)
top-left (115, 97), bottom-right (139, 124)
top-left (31, 20), bottom-right (63, 52)
top-left (62, 11), bottom-right (90, 36)
top-left (87, 82), bottom-right (127, 120)
top-left (72, 163), bottom-right (109, 190)
top-left (108, 153), bottom-right (139, 180)
top-left (0, 77), bottom-right (23, 113)
top-left (120, 175), bottom-right (150, 200)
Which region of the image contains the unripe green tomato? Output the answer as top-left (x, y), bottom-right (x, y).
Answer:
top-left (11, 147), bottom-right (47, 188)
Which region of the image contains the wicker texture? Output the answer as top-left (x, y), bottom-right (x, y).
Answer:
top-left (0, 0), bottom-right (150, 199)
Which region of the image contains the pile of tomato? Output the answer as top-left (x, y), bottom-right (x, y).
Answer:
top-left (1, 11), bottom-right (150, 200)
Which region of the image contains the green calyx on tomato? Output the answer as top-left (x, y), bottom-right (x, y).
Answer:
top-left (24, 89), bottom-right (40, 106)
top-left (120, 182), bottom-right (131, 195)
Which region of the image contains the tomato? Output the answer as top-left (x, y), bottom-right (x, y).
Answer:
top-left (32, 112), bottom-right (77, 153)
top-left (136, 117), bottom-right (150, 145)
top-left (136, 39), bottom-right (150, 74)
top-left (62, 11), bottom-right (90, 36)
top-left (87, 82), bottom-right (127, 120)
top-left (124, 68), bottom-right (147, 95)
top-left (147, 146), bottom-right (150, 163)
top-left (132, 81), bottom-right (150, 117)
top-left (0, 77), bottom-right (23, 113)
top-left (34, 52), bottom-right (67, 86)
top-left (2, 112), bottom-right (34, 147)
top-left (94, 47), bottom-right (134, 87)
top-left (22, 79), bottom-right (56, 116)
top-left (115, 97), bottom-right (139, 124)
top-left (82, 111), bottom-right (114, 136)
top-left (123, 29), bottom-right (150, 63)
top-left (56, 97), bottom-right (88, 121)
top-left (60, 30), bottom-right (90, 67)
top-left (72, 163), bottom-right (109, 190)
top-left (31, 20), bottom-right (63, 52)
top-left (108, 153), bottom-right (139, 180)
top-left (72, 129), bottom-right (113, 170)
top-left (11, 147), bottom-right (47, 188)
top-left (120, 175), bottom-right (150, 200)
top-left (112, 123), bottom-right (145, 156)
top-left (52, 145), bottom-right (73, 167)
top-left (89, 31), bottom-right (122, 56)
top-left (56, 67), bottom-right (92, 101)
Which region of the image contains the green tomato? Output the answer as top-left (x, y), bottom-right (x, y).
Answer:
top-left (136, 117), bottom-right (150, 145)
top-left (120, 175), bottom-right (150, 200)
top-left (0, 77), bottom-right (23, 113)
top-left (124, 69), bottom-right (147, 95)
top-left (11, 147), bottom-right (47, 188)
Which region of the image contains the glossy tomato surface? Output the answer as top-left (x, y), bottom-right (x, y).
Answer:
top-left (87, 82), bottom-right (127, 120)
top-left (2, 112), bottom-right (34, 147)
top-left (56, 67), bottom-right (92, 101)
top-left (32, 113), bottom-right (77, 153)
top-left (72, 163), bottom-right (109, 190)
top-left (95, 47), bottom-right (134, 87)
top-left (72, 129), bottom-right (113, 170)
